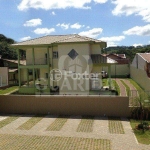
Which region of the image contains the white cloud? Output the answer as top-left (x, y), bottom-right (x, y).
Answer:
top-left (23, 18), bottom-right (42, 27)
top-left (33, 28), bottom-right (55, 35)
top-left (70, 23), bottom-right (85, 29)
top-left (18, 0), bottom-right (108, 11)
top-left (86, 26), bottom-right (90, 29)
top-left (18, 0), bottom-right (92, 11)
top-left (99, 36), bottom-right (125, 47)
top-left (51, 11), bottom-right (56, 15)
top-left (133, 43), bottom-right (143, 47)
top-left (112, 0), bottom-right (150, 22)
top-left (20, 36), bottom-right (31, 41)
top-left (94, 0), bottom-right (108, 3)
top-left (99, 36), bottom-right (125, 42)
top-left (57, 23), bottom-right (70, 30)
top-left (79, 28), bottom-right (103, 38)
top-left (123, 24), bottom-right (150, 36)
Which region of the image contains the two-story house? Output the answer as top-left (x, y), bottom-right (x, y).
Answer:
top-left (12, 34), bottom-right (110, 95)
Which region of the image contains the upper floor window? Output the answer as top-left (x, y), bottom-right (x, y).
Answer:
top-left (53, 51), bottom-right (58, 59)
top-left (28, 69), bottom-right (33, 75)
top-left (45, 73), bottom-right (48, 79)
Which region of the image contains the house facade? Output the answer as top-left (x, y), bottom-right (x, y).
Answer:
top-left (0, 57), bottom-right (27, 86)
top-left (12, 34), bottom-right (109, 95)
top-left (130, 53), bottom-right (150, 91)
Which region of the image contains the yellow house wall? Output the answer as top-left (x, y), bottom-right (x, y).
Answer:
top-left (58, 43), bottom-right (90, 95)
top-left (34, 48), bottom-right (47, 65)
top-left (90, 44), bottom-right (101, 54)
top-left (26, 48), bottom-right (32, 65)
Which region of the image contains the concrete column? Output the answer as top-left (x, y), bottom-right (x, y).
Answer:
top-left (47, 47), bottom-right (50, 88)
top-left (108, 65), bottom-right (111, 89)
top-left (32, 48), bottom-right (35, 65)
top-left (18, 49), bottom-right (21, 87)
top-left (27, 69), bottom-right (29, 86)
top-left (33, 68), bottom-right (35, 88)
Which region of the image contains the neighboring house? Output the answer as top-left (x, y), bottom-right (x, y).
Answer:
top-left (100, 53), bottom-right (130, 77)
top-left (130, 53), bottom-right (150, 91)
top-left (0, 56), bottom-right (8, 87)
top-left (0, 57), bottom-right (26, 86)
top-left (12, 34), bottom-right (110, 95)
top-left (102, 53), bottom-right (129, 64)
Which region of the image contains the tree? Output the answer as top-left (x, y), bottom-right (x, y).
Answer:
top-left (0, 34), bottom-right (17, 59)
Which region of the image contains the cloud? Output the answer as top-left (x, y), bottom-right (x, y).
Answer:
top-left (123, 24), bottom-right (150, 36)
top-left (18, 0), bottom-right (108, 11)
top-left (99, 36), bottom-right (125, 42)
top-left (133, 43), bottom-right (143, 47)
top-left (33, 28), bottom-right (55, 35)
top-left (112, 0), bottom-right (150, 22)
top-left (93, 0), bottom-right (108, 3)
top-left (57, 23), bottom-right (70, 30)
top-left (20, 36), bottom-right (31, 41)
top-left (23, 18), bottom-right (42, 27)
top-left (86, 26), bottom-right (90, 29)
top-left (79, 28), bottom-right (103, 38)
top-left (99, 36), bottom-right (125, 47)
top-left (18, 0), bottom-right (92, 11)
top-left (51, 11), bottom-right (56, 15)
top-left (70, 23), bottom-right (85, 29)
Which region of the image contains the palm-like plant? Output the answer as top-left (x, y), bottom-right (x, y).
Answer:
top-left (132, 92), bottom-right (150, 132)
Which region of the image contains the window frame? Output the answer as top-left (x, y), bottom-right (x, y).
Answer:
top-left (53, 51), bottom-right (58, 59)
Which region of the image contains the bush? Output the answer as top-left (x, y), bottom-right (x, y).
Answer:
top-left (137, 122), bottom-right (149, 130)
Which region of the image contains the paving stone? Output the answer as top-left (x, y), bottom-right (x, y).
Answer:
top-left (0, 115), bottom-right (149, 150)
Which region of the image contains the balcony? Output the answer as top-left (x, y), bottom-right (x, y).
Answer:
top-left (20, 58), bottom-right (51, 66)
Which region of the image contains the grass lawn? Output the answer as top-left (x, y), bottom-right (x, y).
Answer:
top-left (102, 79), bottom-right (120, 95)
top-left (0, 86), bottom-right (18, 95)
top-left (130, 119), bottom-right (150, 145)
top-left (128, 79), bottom-right (145, 94)
top-left (102, 79), bottom-right (108, 86)
top-left (112, 80), bottom-right (120, 95)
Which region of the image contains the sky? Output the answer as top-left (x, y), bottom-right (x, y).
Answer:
top-left (0, 0), bottom-right (150, 47)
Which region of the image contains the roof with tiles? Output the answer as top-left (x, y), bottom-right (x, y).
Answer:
top-left (2, 59), bottom-right (26, 65)
top-left (139, 53), bottom-right (150, 63)
top-left (12, 34), bottom-right (105, 46)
